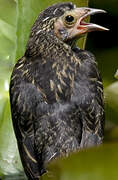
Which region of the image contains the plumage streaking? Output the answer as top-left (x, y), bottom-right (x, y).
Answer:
top-left (9, 2), bottom-right (108, 180)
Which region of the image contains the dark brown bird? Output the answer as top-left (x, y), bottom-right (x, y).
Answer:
top-left (9, 2), bottom-right (108, 180)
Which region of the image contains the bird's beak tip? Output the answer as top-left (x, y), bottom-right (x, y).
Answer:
top-left (76, 7), bottom-right (109, 33)
top-left (88, 24), bottom-right (109, 32)
top-left (87, 8), bottom-right (107, 15)
top-left (87, 8), bottom-right (109, 32)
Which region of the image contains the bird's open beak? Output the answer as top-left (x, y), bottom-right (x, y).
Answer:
top-left (75, 7), bottom-right (109, 34)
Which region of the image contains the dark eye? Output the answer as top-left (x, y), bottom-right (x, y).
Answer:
top-left (65, 15), bottom-right (74, 23)
top-left (64, 14), bottom-right (76, 27)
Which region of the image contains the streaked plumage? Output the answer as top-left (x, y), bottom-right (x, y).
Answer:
top-left (9, 2), bottom-right (107, 179)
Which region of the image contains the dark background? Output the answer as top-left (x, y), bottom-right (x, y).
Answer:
top-left (87, 0), bottom-right (118, 136)
top-left (87, 0), bottom-right (118, 86)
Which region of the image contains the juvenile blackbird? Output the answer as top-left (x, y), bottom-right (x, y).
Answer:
top-left (9, 2), bottom-right (108, 179)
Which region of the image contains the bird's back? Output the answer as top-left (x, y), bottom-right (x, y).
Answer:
top-left (10, 48), bottom-right (104, 178)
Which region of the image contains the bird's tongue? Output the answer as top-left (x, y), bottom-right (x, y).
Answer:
top-left (80, 21), bottom-right (89, 26)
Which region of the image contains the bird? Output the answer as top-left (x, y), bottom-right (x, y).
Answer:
top-left (9, 2), bottom-right (108, 180)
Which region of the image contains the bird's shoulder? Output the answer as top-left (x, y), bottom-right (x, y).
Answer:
top-left (73, 48), bottom-right (100, 80)
top-left (71, 48), bottom-right (103, 106)
top-left (73, 47), bottom-right (96, 63)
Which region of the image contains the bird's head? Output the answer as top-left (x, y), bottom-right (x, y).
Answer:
top-left (34, 2), bottom-right (108, 42)
top-left (26, 2), bottom-right (108, 57)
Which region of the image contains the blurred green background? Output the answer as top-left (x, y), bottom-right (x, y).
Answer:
top-left (0, 0), bottom-right (118, 179)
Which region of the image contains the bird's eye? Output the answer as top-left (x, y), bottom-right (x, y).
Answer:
top-left (65, 15), bottom-right (74, 23)
top-left (64, 15), bottom-right (76, 27)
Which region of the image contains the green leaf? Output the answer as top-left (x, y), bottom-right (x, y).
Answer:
top-left (0, 5), bottom-right (17, 169)
top-left (43, 144), bottom-right (118, 180)
top-left (105, 82), bottom-right (118, 124)
top-left (0, 99), bottom-right (22, 176)
top-left (0, 0), bottom-right (17, 64)
top-left (114, 69), bottom-right (118, 79)
top-left (105, 126), bottom-right (118, 142)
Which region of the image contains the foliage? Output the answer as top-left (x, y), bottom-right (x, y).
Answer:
top-left (43, 144), bottom-right (118, 180)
